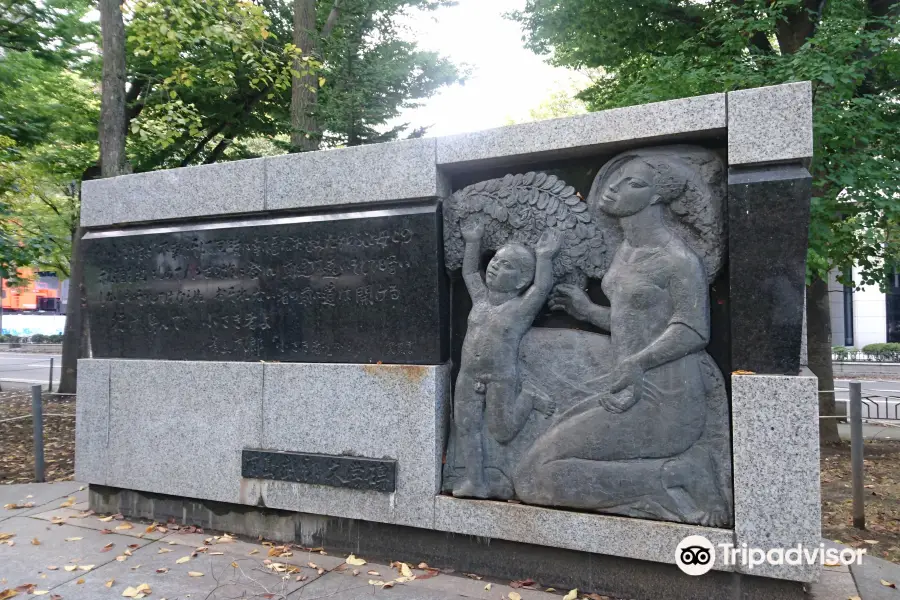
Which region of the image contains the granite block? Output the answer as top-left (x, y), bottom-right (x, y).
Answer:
top-left (80, 158), bottom-right (266, 228)
top-left (266, 137), bottom-right (441, 211)
top-left (104, 360), bottom-right (264, 505)
top-left (432, 496), bottom-right (736, 571)
top-left (75, 359), bottom-right (110, 485)
top-left (727, 81), bottom-right (813, 166)
top-left (729, 164), bottom-right (812, 374)
top-left (436, 93), bottom-right (726, 168)
top-left (850, 553), bottom-right (900, 600)
top-left (732, 374), bottom-right (821, 582)
top-left (257, 362), bottom-right (450, 529)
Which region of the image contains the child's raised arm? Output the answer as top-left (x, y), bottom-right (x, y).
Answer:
top-left (521, 229), bottom-right (562, 313)
top-left (461, 220), bottom-right (488, 303)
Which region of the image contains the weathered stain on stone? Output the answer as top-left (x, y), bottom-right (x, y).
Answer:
top-left (361, 363), bottom-right (428, 384)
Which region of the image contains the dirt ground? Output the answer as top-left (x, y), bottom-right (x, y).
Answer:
top-left (821, 440), bottom-right (900, 563)
top-left (0, 390), bottom-right (75, 484)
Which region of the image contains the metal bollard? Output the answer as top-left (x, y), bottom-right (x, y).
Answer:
top-left (48, 357), bottom-right (54, 393)
top-left (32, 384), bottom-right (44, 483)
top-left (849, 381), bottom-right (865, 529)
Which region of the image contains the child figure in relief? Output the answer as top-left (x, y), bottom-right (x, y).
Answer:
top-left (452, 220), bottom-right (561, 499)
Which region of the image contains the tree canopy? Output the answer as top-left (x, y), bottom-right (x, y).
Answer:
top-left (512, 0), bottom-right (900, 287)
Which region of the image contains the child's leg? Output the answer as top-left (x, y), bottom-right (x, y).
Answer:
top-left (452, 374), bottom-right (489, 497)
top-left (485, 376), bottom-right (532, 444)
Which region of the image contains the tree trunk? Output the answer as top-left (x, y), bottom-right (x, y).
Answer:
top-left (807, 276), bottom-right (842, 445)
top-left (99, 0), bottom-right (127, 178)
top-left (61, 0), bottom-right (126, 394)
top-left (57, 227), bottom-right (84, 394)
top-left (291, 0), bottom-right (320, 151)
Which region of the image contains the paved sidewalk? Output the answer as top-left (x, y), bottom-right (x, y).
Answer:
top-left (0, 481), bottom-right (894, 599)
top-left (0, 482), bottom-right (567, 600)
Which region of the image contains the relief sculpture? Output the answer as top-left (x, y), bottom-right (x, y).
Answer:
top-left (442, 145), bottom-right (733, 527)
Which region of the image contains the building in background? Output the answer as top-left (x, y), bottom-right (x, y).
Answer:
top-left (1, 269), bottom-right (65, 314)
top-left (830, 267), bottom-right (900, 348)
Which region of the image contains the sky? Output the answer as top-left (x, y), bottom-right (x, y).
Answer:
top-left (392, 0), bottom-right (583, 137)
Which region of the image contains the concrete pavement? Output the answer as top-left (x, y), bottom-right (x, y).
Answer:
top-left (0, 482), bottom-right (568, 600)
top-left (0, 482), bottom-right (886, 600)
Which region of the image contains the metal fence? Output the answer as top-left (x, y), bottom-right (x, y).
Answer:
top-left (832, 387), bottom-right (900, 421)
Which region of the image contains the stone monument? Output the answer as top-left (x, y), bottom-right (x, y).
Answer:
top-left (75, 82), bottom-right (821, 599)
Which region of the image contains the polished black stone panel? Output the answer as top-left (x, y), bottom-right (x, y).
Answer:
top-left (241, 449), bottom-right (396, 492)
top-left (83, 202), bottom-right (449, 364)
top-left (729, 163), bottom-right (812, 375)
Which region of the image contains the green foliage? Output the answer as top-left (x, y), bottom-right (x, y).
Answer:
top-left (125, 0), bottom-right (314, 169)
top-left (861, 342), bottom-right (900, 353)
top-left (0, 0), bottom-right (96, 64)
top-left (512, 0), bottom-right (900, 289)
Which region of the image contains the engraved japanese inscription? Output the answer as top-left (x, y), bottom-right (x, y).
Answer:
top-left (83, 203), bottom-right (449, 363)
top-left (242, 450), bottom-right (397, 492)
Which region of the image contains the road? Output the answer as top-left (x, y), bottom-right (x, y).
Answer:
top-left (0, 352), bottom-right (62, 392)
top-left (835, 378), bottom-right (900, 421)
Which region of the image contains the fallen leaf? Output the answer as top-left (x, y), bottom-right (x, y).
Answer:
top-left (510, 578), bottom-right (538, 589)
top-left (864, 540), bottom-right (879, 544)
top-left (156, 568), bottom-right (168, 574)
top-left (30, 538), bottom-right (39, 546)
top-left (248, 549), bottom-right (259, 555)
top-left (352, 569), bottom-right (359, 576)
top-left (115, 556), bottom-right (127, 562)
top-left (484, 583), bottom-right (491, 591)
top-left (121, 586), bottom-right (138, 597)
top-left (509, 593), bottom-right (522, 600)
top-left (46, 567), bottom-right (57, 572)
top-left (418, 562), bottom-right (429, 569)
top-left (563, 590), bottom-right (578, 600)
top-left (346, 554), bottom-right (367, 566)
top-left (465, 573), bottom-right (483, 580)
top-left (188, 572), bottom-right (203, 578)
top-left (105, 579), bottom-right (115, 588)
top-left (157, 548), bottom-right (171, 554)
top-left (59, 497), bottom-right (76, 508)
top-left (308, 562), bottom-right (318, 569)
top-left (76, 578), bottom-right (85, 584)
top-left (825, 559), bottom-right (841, 567)
top-left (101, 543), bottom-right (115, 553)
top-left (64, 566), bottom-right (77, 572)
top-left (395, 576), bottom-right (415, 584)
top-left (100, 529), bottom-right (113, 535)
top-left (296, 575), bottom-right (308, 582)
top-left (881, 579), bottom-right (897, 588)
top-left (115, 523), bottom-right (133, 531)
top-left (367, 571), bottom-right (380, 576)
top-left (209, 552), bottom-right (224, 556)
top-left (400, 563), bottom-right (413, 578)
top-left (64, 537), bottom-right (82, 542)
top-left (175, 556), bottom-right (191, 564)
top-left (0, 591), bottom-right (17, 600)
top-left (0, 534), bottom-right (13, 542)
top-left (732, 369), bottom-right (755, 375)
top-left (31, 591), bottom-right (49, 596)
top-left (79, 565), bottom-right (95, 571)
top-left (98, 516), bottom-right (115, 522)
top-left (4, 503), bottom-right (34, 510)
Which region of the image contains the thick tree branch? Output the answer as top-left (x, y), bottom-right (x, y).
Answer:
top-left (773, 0), bottom-right (820, 54)
top-left (321, 0), bottom-right (343, 39)
top-left (180, 122), bottom-right (228, 167)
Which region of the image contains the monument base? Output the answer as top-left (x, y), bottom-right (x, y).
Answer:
top-left (89, 484), bottom-right (806, 600)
